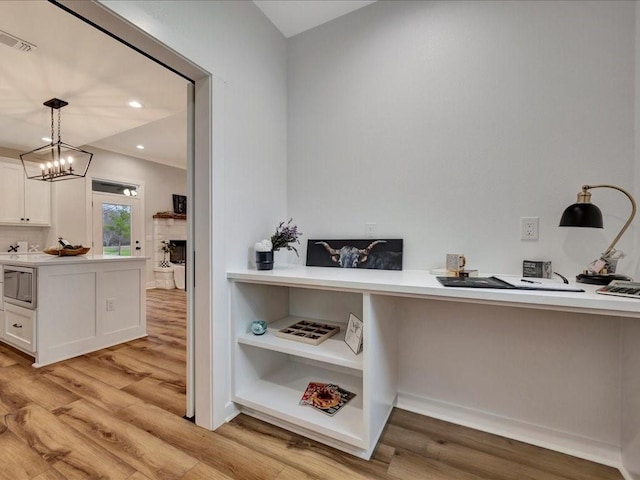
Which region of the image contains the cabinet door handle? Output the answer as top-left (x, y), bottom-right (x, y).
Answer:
top-left (26, 218), bottom-right (30, 222)
top-left (12, 323), bottom-right (22, 329)
top-left (20, 217), bottom-right (24, 221)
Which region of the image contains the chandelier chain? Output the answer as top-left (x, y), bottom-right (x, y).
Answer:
top-left (50, 107), bottom-right (54, 145)
top-left (57, 107), bottom-right (62, 143)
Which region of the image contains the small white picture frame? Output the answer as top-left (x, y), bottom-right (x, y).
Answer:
top-left (345, 313), bottom-right (363, 355)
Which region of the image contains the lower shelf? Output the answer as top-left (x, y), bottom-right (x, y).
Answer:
top-left (234, 359), bottom-right (365, 448)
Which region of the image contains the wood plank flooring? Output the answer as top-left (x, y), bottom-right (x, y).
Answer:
top-left (0, 288), bottom-right (624, 480)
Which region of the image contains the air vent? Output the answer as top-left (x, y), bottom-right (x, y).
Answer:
top-left (0, 30), bottom-right (36, 52)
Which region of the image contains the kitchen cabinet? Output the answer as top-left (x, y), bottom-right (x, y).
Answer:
top-left (0, 254), bottom-right (146, 366)
top-left (3, 302), bottom-right (36, 353)
top-left (0, 159), bottom-right (51, 226)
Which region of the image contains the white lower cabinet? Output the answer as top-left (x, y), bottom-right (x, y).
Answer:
top-left (230, 280), bottom-right (398, 459)
top-left (3, 302), bottom-right (36, 353)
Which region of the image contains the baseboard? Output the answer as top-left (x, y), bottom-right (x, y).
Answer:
top-left (620, 465), bottom-right (635, 480)
top-left (146, 281), bottom-right (157, 289)
top-left (397, 391), bottom-right (622, 470)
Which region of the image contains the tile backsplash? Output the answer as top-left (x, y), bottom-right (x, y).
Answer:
top-left (0, 226), bottom-right (47, 252)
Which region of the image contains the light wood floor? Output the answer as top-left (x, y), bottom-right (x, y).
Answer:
top-left (0, 288), bottom-right (623, 480)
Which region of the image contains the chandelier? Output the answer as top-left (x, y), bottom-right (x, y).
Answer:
top-left (20, 98), bottom-right (93, 182)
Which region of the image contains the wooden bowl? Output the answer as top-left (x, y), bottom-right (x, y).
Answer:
top-left (43, 247), bottom-right (91, 256)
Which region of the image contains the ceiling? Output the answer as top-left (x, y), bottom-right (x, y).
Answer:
top-left (0, 1), bottom-right (375, 171)
top-left (0, 1), bottom-right (188, 169)
top-left (253, 1), bottom-right (376, 38)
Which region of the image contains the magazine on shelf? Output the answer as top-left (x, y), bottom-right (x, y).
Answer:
top-left (299, 382), bottom-right (356, 416)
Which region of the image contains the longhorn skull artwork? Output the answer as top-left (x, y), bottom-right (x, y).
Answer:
top-left (312, 239), bottom-right (402, 270)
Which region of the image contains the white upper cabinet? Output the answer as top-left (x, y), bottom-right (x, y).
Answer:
top-left (0, 159), bottom-right (51, 226)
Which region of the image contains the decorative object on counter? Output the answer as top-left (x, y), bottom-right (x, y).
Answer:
top-left (20, 98), bottom-right (93, 182)
top-left (7, 244), bottom-right (18, 252)
top-left (559, 184), bottom-right (636, 284)
top-left (28, 245), bottom-right (40, 253)
top-left (271, 218), bottom-right (302, 257)
top-left (159, 241), bottom-right (175, 267)
top-left (173, 194), bottom-right (187, 214)
top-left (43, 246), bottom-right (90, 256)
top-left (17, 241), bottom-right (28, 253)
top-left (276, 320), bottom-right (340, 346)
top-left (254, 239), bottom-right (274, 270)
top-left (344, 313), bottom-right (363, 355)
top-left (307, 239), bottom-right (403, 270)
top-left (523, 260), bottom-right (552, 279)
top-left (253, 219), bottom-right (302, 269)
top-left (446, 253), bottom-right (466, 273)
top-left (43, 237), bottom-right (90, 256)
top-left (250, 320), bottom-right (268, 335)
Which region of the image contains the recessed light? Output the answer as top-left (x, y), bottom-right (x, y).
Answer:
top-left (136, 145), bottom-right (145, 150)
top-left (128, 100), bottom-right (142, 109)
top-left (42, 136), bottom-right (52, 142)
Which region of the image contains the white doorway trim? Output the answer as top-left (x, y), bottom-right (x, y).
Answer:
top-left (56, 0), bottom-right (218, 429)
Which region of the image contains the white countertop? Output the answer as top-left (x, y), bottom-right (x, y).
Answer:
top-left (0, 254), bottom-right (148, 267)
top-left (227, 265), bottom-right (640, 318)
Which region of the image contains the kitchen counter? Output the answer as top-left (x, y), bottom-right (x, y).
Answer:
top-left (0, 253), bottom-right (148, 266)
top-left (1, 254), bottom-right (147, 366)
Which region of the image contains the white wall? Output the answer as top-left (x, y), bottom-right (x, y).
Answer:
top-left (623, 4), bottom-right (640, 477)
top-left (101, 1), bottom-right (289, 268)
top-left (287, 0), bottom-right (636, 279)
top-left (287, 0), bottom-right (638, 470)
top-left (399, 299), bottom-right (621, 452)
top-left (53, 146), bottom-right (188, 286)
top-left (100, 0), bottom-right (288, 428)
top-left (97, 0), bottom-right (640, 472)
top-left (622, 318), bottom-right (640, 478)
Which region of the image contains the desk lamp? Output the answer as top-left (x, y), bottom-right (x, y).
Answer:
top-left (559, 184), bottom-right (636, 285)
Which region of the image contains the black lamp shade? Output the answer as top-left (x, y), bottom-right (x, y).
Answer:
top-left (559, 203), bottom-right (603, 228)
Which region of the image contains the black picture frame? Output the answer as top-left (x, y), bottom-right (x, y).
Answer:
top-left (306, 238), bottom-right (403, 270)
top-left (173, 194), bottom-right (187, 214)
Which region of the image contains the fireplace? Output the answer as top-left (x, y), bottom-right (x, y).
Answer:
top-left (169, 240), bottom-right (186, 264)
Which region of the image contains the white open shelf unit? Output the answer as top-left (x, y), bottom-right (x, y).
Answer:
top-left (237, 315), bottom-right (363, 370)
top-left (230, 277), bottom-right (398, 459)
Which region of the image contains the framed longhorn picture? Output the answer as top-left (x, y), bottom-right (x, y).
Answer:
top-left (306, 239), bottom-right (403, 270)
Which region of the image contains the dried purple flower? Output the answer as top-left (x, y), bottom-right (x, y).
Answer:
top-left (271, 218), bottom-right (302, 256)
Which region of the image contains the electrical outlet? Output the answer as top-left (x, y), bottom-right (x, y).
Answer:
top-left (521, 217), bottom-right (539, 240)
top-left (365, 223), bottom-right (377, 238)
top-left (106, 298), bottom-right (116, 311)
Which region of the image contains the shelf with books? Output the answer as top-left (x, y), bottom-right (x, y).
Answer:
top-left (237, 315), bottom-right (363, 371)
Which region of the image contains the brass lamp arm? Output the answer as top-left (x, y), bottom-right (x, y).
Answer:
top-left (583, 184), bottom-right (637, 256)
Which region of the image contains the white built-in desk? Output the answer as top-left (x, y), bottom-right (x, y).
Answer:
top-left (227, 266), bottom-right (640, 465)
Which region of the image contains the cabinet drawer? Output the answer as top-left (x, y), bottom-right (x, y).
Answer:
top-left (3, 303), bottom-right (36, 353)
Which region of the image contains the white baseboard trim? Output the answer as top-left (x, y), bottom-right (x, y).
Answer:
top-left (146, 281), bottom-right (157, 289)
top-left (397, 392), bottom-right (622, 470)
top-left (620, 465), bottom-right (635, 480)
